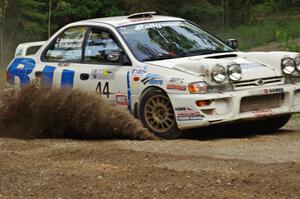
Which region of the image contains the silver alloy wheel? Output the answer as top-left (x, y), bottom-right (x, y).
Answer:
top-left (143, 95), bottom-right (175, 133)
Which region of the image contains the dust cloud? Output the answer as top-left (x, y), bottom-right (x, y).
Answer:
top-left (0, 85), bottom-right (157, 140)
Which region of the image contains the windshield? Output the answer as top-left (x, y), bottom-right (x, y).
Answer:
top-left (118, 21), bottom-right (233, 62)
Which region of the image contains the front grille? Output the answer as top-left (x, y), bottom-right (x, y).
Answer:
top-left (234, 76), bottom-right (284, 90)
top-left (240, 93), bottom-right (284, 113)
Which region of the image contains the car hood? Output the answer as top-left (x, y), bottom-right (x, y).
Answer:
top-left (145, 52), bottom-right (282, 81)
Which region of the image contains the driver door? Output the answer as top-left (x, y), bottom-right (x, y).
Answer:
top-left (73, 26), bottom-right (132, 109)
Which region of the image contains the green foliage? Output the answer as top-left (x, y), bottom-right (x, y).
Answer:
top-left (219, 19), bottom-right (300, 50)
top-left (177, 2), bottom-right (222, 28)
top-left (276, 31), bottom-right (300, 52)
top-left (0, 0), bottom-right (300, 68)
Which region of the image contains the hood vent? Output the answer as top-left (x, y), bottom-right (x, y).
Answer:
top-left (205, 54), bottom-right (237, 59)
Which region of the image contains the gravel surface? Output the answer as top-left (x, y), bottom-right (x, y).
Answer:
top-left (0, 119), bottom-right (299, 198)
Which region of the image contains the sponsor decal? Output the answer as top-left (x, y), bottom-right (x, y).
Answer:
top-left (135, 23), bottom-right (163, 31)
top-left (116, 95), bottom-right (128, 106)
top-left (175, 107), bottom-right (204, 121)
top-left (267, 88), bottom-right (284, 94)
top-left (253, 109), bottom-right (273, 117)
top-left (132, 69), bottom-right (147, 76)
top-left (169, 78), bottom-right (184, 84)
top-left (148, 79), bottom-right (163, 85)
top-left (57, 63), bottom-right (70, 68)
top-left (249, 88), bottom-right (284, 96)
top-left (141, 74), bottom-right (162, 85)
top-left (7, 58), bottom-right (36, 86)
top-left (175, 107), bottom-right (194, 112)
top-left (91, 69), bottom-right (114, 80)
top-left (56, 38), bottom-right (83, 48)
top-left (167, 84), bottom-right (187, 91)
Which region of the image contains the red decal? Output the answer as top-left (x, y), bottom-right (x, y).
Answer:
top-left (116, 95), bottom-right (128, 105)
top-left (167, 84), bottom-right (187, 91)
top-left (253, 109), bottom-right (273, 117)
top-left (133, 76), bottom-right (140, 81)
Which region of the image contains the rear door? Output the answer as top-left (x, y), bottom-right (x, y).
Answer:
top-left (39, 26), bottom-right (88, 89)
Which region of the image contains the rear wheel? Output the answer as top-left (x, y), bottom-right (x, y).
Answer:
top-left (139, 88), bottom-right (181, 139)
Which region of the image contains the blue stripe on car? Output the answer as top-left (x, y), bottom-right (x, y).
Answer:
top-left (126, 71), bottom-right (131, 111)
top-left (42, 66), bottom-right (56, 88)
top-left (61, 69), bottom-right (75, 89)
top-left (7, 58), bottom-right (36, 86)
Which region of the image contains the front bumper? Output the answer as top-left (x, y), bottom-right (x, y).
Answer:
top-left (169, 83), bottom-right (300, 130)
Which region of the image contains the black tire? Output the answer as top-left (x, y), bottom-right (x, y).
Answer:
top-left (139, 88), bottom-right (181, 139)
top-left (246, 114), bottom-right (291, 133)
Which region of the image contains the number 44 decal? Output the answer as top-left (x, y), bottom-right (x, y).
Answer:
top-left (96, 82), bottom-right (112, 98)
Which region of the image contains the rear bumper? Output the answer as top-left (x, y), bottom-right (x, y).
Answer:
top-left (168, 83), bottom-right (300, 130)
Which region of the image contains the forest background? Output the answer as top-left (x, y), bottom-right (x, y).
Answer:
top-left (0, 0), bottom-right (300, 68)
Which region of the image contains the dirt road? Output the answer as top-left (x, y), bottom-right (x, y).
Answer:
top-left (0, 119), bottom-right (299, 199)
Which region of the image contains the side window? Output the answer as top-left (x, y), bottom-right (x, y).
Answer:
top-left (43, 27), bottom-right (87, 62)
top-left (84, 28), bottom-right (122, 64)
top-left (26, 45), bottom-right (42, 55)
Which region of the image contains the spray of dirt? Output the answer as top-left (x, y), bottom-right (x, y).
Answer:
top-left (0, 85), bottom-right (157, 140)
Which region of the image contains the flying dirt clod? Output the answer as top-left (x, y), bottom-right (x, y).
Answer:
top-left (0, 85), bottom-right (157, 140)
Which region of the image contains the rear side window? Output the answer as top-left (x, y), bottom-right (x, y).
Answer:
top-left (43, 27), bottom-right (87, 62)
top-left (26, 45), bottom-right (42, 55)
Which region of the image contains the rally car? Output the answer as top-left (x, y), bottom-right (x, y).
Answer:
top-left (6, 12), bottom-right (300, 139)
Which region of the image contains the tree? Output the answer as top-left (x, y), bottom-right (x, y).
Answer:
top-left (0, 0), bottom-right (9, 67)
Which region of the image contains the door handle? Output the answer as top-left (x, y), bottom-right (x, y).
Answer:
top-left (80, 73), bottom-right (89, 80)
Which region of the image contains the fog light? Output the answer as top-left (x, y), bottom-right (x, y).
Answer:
top-left (295, 55), bottom-right (300, 71)
top-left (228, 64), bottom-right (242, 81)
top-left (196, 100), bottom-right (212, 107)
top-left (212, 65), bottom-right (227, 83)
top-left (281, 57), bottom-right (295, 75)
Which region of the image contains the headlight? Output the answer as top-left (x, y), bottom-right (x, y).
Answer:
top-left (212, 65), bottom-right (227, 83)
top-left (188, 82), bottom-right (207, 94)
top-left (295, 56), bottom-right (300, 71)
top-left (281, 57), bottom-right (295, 75)
top-left (228, 64), bottom-right (242, 81)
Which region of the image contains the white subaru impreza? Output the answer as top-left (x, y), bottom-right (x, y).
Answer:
top-left (6, 12), bottom-right (300, 139)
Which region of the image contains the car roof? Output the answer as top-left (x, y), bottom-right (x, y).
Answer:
top-left (17, 41), bottom-right (46, 48)
top-left (80, 12), bottom-right (184, 27)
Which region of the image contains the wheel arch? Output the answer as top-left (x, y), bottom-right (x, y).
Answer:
top-left (135, 86), bottom-right (171, 119)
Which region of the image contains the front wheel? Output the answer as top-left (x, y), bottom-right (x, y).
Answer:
top-left (139, 88), bottom-right (181, 139)
top-left (252, 114), bottom-right (292, 133)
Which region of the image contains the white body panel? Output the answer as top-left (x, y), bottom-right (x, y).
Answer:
top-left (7, 14), bottom-right (300, 131)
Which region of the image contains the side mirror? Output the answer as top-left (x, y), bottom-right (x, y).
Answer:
top-left (106, 51), bottom-right (131, 65)
top-left (106, 52), bottom-right (121, 63)
top-left (226, 39), bottom-right (239, 50)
